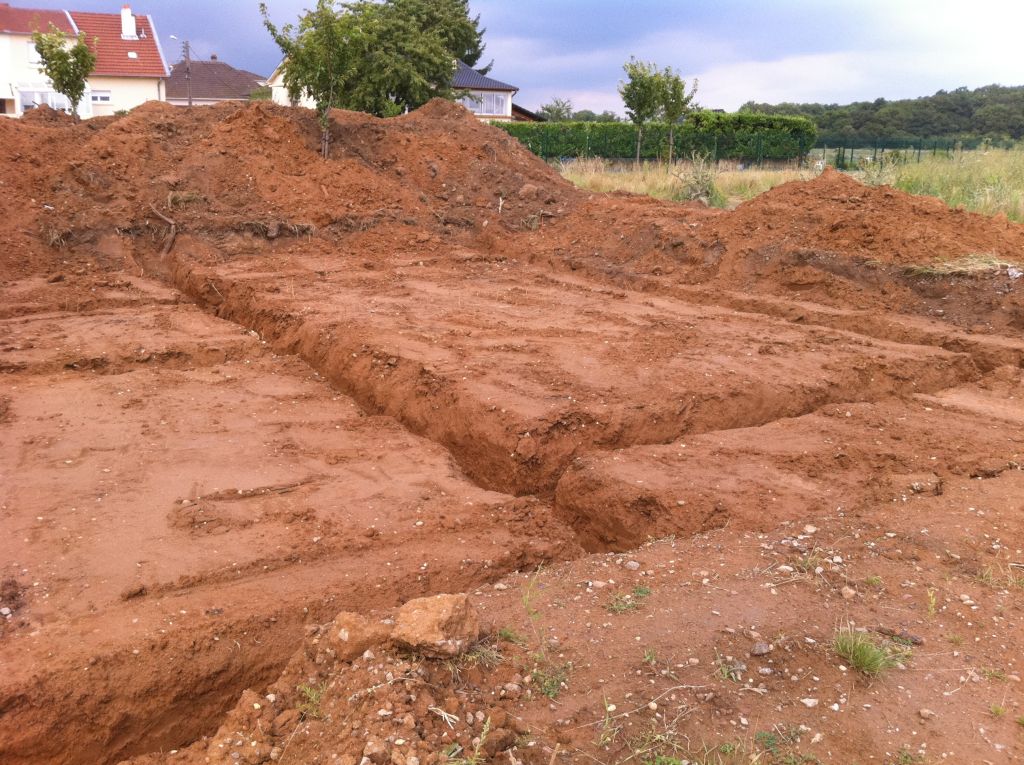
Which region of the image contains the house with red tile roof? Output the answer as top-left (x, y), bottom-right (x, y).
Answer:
top-left (0, 3), bottom-right (168, 118)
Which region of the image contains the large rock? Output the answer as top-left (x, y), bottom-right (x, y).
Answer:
top-left (391, 593), bottom-right (480, 657)
top-left (327, 611), bottom-right (391, 661)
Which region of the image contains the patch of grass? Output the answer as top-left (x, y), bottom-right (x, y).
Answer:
top-left (795, 548), bottom-right (826, 574)
top-left (607, 584), bottom-right (653, 614)
top-left (990, 704), bottom-right (1007, 718)
top-left (981, 667), bottom-right (1007, 682)
top-left (672, 152), bottom-right (727, 207)
top-left (444, 717), bottom-right (491, 765)
top-left (892, 748), bottom-right (924, 765)
top-left (643, 647), bottom-right (658, 666)
top-left (497, 626), bottom-right (525, 646)
top-left (946, 633), bottom-right (963, 646)
top-left (531, 660), bottom-right (571, 699)
top-left (595, 696), bottom-right (621, 748)
top-left (559, 157), bottom-right (810, 209)
top-left (167, 190), bottom-right (204, 208)
top-left (886, 148), bottom-right (1024, 222)
top-left (1016, 715), bottom-right (1024, 728)
top-left (864, 575), bottom-right (883, 588)
top-left (926, 588), bottom-right (938, 617)
top-left (977, 562), bottom-right (1024, 590)
top-left (296, 681), bottom-right (327, 720)
top-left (712, 652), bottom-right (744, 682)
top-left (832, 626), bottom-right (904, 677)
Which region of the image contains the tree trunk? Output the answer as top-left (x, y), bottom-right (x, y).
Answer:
top-left (635, 125), bottom-right (642, 166)
top-left (668, 125), bottom-right (675, 165)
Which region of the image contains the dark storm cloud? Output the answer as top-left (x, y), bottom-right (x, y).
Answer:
top-left (19, 0), bottom-right (1024, 112)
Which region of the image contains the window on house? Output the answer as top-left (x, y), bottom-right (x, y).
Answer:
top-left (459, 91), bottom-right (507, 115)
top-left (91, 91), bottom-right (112, 103)
top-left (27, 41), bottom-right (41, 65)
top-left (20, 90), bottom-right (71, 112)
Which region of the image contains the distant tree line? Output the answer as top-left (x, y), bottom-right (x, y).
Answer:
top-left (537, 97), bottom-right (620, 123)
top-left (740, 84), bottom-right (1024, 146)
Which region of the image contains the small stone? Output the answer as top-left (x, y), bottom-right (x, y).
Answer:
top-left (750, 642), bottom-right (772, 656)
top-left (801, 698), bottom-right (819, 708)
top-left (0, 607), bottom-right (10, 617)
top-left (811, 733), bottom-right (824, 744)
top-left (647, 701), bottom-right (658, 711)
top-left (363, 739), bottom-right (389, 765)
top-left (803, 525), bottom-right (817, 534)
top-left (493, 582), bottom-right (508, 590)
top-left (625, 561), bottom-right (641, 571)
top-left (919, 708), bottom-right (937, 720)
top-left (841, 586), bottom-right (857, 600)
top-left (777, 565), bottom-right (794, 574)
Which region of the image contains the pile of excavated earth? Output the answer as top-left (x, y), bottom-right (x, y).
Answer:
top-left (1, 100), bottom-right (1022, 765)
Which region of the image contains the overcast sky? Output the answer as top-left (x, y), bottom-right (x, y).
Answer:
top-left (26, 0), bottom-right (1024, 113)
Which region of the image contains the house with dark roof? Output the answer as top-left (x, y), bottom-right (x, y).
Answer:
top-left (267, 58), bottom-right (524, 122)
top-left (166, 54), bottom-right (266, 107)
top-left (0, 3), bottom-right (167, 118)
top-left (451, 60), bottom-right (517, 121)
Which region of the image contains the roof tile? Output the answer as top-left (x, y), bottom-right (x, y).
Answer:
top-left (0, 3), bottom-right (73, 35)
top-left (69, 10), bottom-right (167, 78)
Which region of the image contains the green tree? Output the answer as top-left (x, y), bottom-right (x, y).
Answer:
top-left (660, 68), bottom-right (698, 163)
top-left (260, 0), bottom-right (362, 157)
top-left (261, 0), bottom-right (486, 156)
top-left (538, 97), bottom-right (573, 121)
top-left (619, 57), bottom-right (662, 164)
top-left (31, 23), bottom-right (96, 120)
top-left (572, 109), bottom-right (620, 122)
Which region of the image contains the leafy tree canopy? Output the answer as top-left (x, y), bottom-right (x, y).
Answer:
top-left (571, 109), bottom-right (620, 122)
top-left (538, 97), bottom-right (574, 121)
top-left (31, 23), bottom-right (96, 119)
top-left (260, 0), bottom-right (486, 155)
top-left (619, 57), bottom-right (663, 162)
top-left (659, 66), bottom-right (698, 162)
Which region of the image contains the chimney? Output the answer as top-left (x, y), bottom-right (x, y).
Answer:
top-left (210, 53), bottom-right (218, 60)
top-left (121, 5), bottom-right (137, 40)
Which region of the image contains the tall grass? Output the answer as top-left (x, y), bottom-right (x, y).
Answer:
top-left (885, 149), bottom-right (1024, 222)
top-left (560, 149), bottom-right (1024, 221)
top-left (558, 157), bottom-right (809, 208)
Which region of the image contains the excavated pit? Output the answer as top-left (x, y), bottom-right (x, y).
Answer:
top-left (1, 100), bottom-right (1023, 764)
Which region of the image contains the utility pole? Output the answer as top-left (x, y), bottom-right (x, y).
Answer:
top-left (183, 40), bottom-right (192, 108)
top-left (169, 35), bottom-right (192, 107)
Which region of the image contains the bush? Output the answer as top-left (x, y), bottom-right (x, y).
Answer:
top-left (495, 111), bottom-right (816, 162)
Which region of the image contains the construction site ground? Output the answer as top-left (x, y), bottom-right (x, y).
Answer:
top-left (0, 101), bottom-right (1021, 765)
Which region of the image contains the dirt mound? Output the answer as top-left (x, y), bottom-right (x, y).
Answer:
top-left (718, 167), bottom-right (1024, 265)
top-left (20, 103), bottom-right (75, 124)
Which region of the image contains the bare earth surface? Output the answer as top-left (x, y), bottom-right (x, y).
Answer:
top-left (0, 101), bottom-right (1021, 765)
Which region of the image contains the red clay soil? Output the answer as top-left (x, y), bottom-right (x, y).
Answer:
top-left (0, 100), bottom-right (1022, 765)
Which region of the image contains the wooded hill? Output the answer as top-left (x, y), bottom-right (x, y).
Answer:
top-left (740, 84), bottom-right (1024, 146)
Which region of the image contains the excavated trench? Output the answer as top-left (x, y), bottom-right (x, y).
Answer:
top-left (4, 229), bottom-right (1016, 765)
top-left (3, 98), bottom-right (1024, 765)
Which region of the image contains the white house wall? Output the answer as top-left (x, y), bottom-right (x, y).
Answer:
top-left (1, 31), bottom-right (164, 118)
top-left (88, 75), bottom-right (162, 116)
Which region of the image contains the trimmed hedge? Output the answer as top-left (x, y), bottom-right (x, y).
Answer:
top-left (494, 111), bottom-right (817, 162)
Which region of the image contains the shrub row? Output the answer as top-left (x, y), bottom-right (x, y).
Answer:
top-left (494, 111), bottom-right (818, 162)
